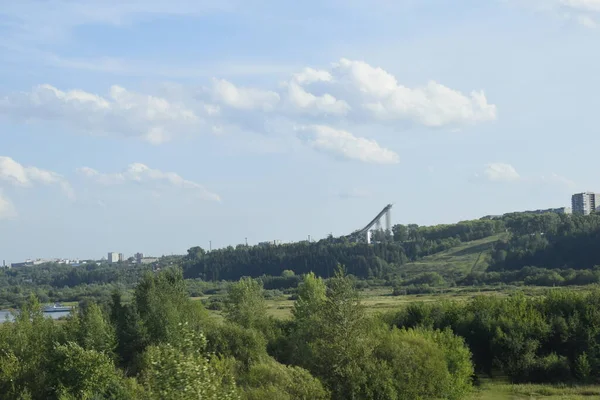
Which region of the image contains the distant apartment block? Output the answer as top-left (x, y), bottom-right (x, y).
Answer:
top-left (118, 253), bottom-right (125, 262)
top-left (135, 252), bottom-right (144, 264)
top-left (107, 252), bottom-right (119, 264)
top-left (571, 192), bottom-right (600, 215)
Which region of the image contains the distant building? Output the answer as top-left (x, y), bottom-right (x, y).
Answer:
top-left (118, 253), bottom-right (125, 262)
top-left (572, 192), bottom-right (600, 215)
top-left (135, 252), bottom-right (144, 264)
top-left (10, 261), bottom-right (34, 268)
top-left (140, 257), bottom-right (159, 264)
top-left (107, 252), bottom-right (119, 264)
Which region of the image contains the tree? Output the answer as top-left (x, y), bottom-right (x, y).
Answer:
top-left (392, 224), bottom-right (409, 242)
top-left (51, 342), bottom-right (139, 399)
top-left (134, 267), bottom-right (208, 346)
top-left (140, 326), bottom-right (239, 400)
top-left (224, 278), bottom-right (267, 331)
top-left (65, 302), bottom-right (116, 357)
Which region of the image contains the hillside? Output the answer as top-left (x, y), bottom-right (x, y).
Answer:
top-left (397, 234), bottom-right (506, 282)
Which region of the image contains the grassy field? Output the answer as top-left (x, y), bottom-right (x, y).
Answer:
top-left (470, 380), bottom-right (600, 399)
top-left (399, 234), bottom-right (505, 280)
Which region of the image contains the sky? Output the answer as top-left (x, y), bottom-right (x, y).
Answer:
top-left (1, 0), bottom-right (600, 262)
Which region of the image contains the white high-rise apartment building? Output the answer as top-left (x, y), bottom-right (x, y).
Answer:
top-left (107, 252), bottom-right (119, 264)
top-left (571, 192), bottom-right (600, 215)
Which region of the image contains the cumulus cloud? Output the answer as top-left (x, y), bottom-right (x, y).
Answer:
top-left (211, 79), bottom-right (280, 111)
top-left (483, 163), bottom-right (521, 182)
top-left (0, 156), bottom-right (74, 198)
top-left (284, 82), bottom-right (351, 115)
top-left (0, 191), bottom-right (17, 220)
top-left (330, 59), bottom-right (497, 126)
top-left (297, 125), bottom-right (399, 164)
top-left (0, 84), bottom-right (202, 144)
top-left (77, 163), bottom-right (220, 201)
top-left (0, 58), bottom-right (497, 163)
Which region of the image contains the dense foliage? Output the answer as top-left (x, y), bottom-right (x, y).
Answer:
top-left (490, 213), bottom-right (600, 271)
top-left (0, 267), bottom-right (474, 399)
top-left (385, 289), bottom-right (600, 384)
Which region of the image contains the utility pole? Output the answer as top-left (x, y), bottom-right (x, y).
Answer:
top-left (245, 237), bottom-right (248, 246)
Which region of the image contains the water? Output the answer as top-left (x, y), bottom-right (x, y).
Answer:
top-left (0, 310), bottom-right (72, 323)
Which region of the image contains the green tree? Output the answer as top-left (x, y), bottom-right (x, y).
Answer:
top-left (51, 342), bottom-right (140, 400)
top-left (134, 267), bottom-right (208, 346)
top-left (65, 302), bottom-right (116, 356)
top-left (224, 277), bottom-right (267, 330)
top-left (140, 325), bottom-right (239, 400)
top-left (0, 294), bottom-right (61, 399)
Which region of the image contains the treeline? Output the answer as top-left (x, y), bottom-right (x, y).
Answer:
top-left (1, 262), bottom-right (152, 287)
top-left (182, 242), bottom-right (407, 281)
top-left (183, 219), bottom-right (506, 282)
top-left (460, 266), bottom-right (600, 287)
top-left (0, 267), bottom-right (474, 400)
top-left (386, 289), bottom-right (600, 384)
top-left (491, 213), bottom-right (600, 271)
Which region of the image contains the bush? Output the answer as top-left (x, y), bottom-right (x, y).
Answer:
top-left (204, 322), bottom-right (268, 370)
top-left (520, 353), bottom-right (572, 383)
top-left (374, 328), bottom-right (452, 400)
top-left (240, 360), bottom-right (328, 400)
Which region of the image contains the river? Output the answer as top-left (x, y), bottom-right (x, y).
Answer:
top-left (0, 310), bottom-right (72, 322)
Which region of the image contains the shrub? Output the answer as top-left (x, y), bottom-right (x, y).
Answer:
top-left (240, 360), bottom-right (328, 400)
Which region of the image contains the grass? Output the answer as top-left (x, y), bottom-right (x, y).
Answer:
top-left (399, 234), bottom-right (506, 280)
top-left (470, 380), bottom-right (600, 399)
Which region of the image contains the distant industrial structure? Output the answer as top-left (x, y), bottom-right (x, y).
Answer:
top-left (572, 192), bottom-right (600, 215)
top-left (346, 204), bottom-right (393, 244)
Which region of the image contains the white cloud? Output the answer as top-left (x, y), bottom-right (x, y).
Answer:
top-left (331, 59), bottom-right (497, 126)
top-left (561, 0), bottom-right (600, 12)
top-left (292, 67), bottom-right (333, 85)
top-left (519, 0), bottom-right (600, 27)
top-left (211, 79), bottom-right (280, 111)
top-left (0, 1), bottom-right (234, 45)
top-left (285, 82), bottom-right (351, 115)
top-left (0, 192), bottom-right (17, 220)
top-left (77, 163), bottom-right (220, 201)
top-left (0, 58), bottom-right (497, 161)
top-left (297, 125), bottom-right (399, 164)
top-left (0, 84), bottom-right (202, 144)
top-left (483, 163), bottom-right (521, 182)
top-left (0, 156), bottom-right (74, 198)
top-left (275, 58), bottom-right (497, 126)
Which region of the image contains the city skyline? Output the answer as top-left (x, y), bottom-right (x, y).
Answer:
top-left (2, 1), bottom-right (600, 261)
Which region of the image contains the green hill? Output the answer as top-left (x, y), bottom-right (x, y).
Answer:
top-left (398, 234), bottom-right (506, 282)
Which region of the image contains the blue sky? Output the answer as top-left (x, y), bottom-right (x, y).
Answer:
top-left (1, 0), bottom-right (600, 262)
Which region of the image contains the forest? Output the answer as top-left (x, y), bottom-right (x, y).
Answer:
top-left (3, 267), bottom-right (600, 399)
top-left (5, 212), bottom-right (600, 308)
